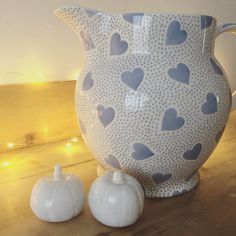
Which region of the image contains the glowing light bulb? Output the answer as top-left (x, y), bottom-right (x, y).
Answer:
top-left (71, 137), bottom-right (79, 142)
top-left (30, 73), bottom-right (48, 85)
top-left (65, 143), bottom-right (72, 148)
top-left (2, 161), bottom-right (11, 167)
top-left (7, 143), bottom-right (15, 149)
top-left (43, 127), bottom-right (48, 134)
top-left (36, 73), bottom-right (45, 79)
top-left (69, 70), bottom-right (81, 81)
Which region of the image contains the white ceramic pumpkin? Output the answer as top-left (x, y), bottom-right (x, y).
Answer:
top-left (88, 171), bottom-right (144, 227)
top-left (30, 165), bottom-right (84, 222)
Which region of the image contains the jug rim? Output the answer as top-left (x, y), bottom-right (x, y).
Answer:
top-left (58, 5), bottom-right (217, 21)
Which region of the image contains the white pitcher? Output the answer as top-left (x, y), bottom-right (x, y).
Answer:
top-left (55, 6), bottom-right (236, 198)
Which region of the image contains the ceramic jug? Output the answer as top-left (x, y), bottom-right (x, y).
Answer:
top-left (55, 6), bottom-right (236, 198)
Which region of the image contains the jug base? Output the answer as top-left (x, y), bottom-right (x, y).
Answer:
top-left (144, 172), bottom-right (200, 198)
top-left (96, 164), bottom-right (199, 198)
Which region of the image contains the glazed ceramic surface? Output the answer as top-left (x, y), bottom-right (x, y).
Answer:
top-left (30, 165), bottom-right (84, 222)
top-left (55, 6), bottom-right (236, 198)
top-left (88, 171), bottom-right (144, 227)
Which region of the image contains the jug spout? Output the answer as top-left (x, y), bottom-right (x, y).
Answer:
top-left (54, 6), bottom-right (97, 32)
top-left (54, 6), bottom-right (100, 51)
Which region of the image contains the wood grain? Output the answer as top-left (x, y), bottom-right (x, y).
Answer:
top-left (0, 81), bottom-right (80, 153)
top-left (0, 111), bottom-right (236, 236)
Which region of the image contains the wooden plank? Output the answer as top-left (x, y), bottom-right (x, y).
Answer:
top-left (0, 80), bottom-right (234, 154)
top-left (0, 137), bottom-right (93, 184)
top-left (0, 111), bottom-right (236, 235)
top-left (0, 81), bottom-right (80, 153)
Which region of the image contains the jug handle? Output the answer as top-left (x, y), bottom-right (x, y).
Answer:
top-left (215, 23), bottom-right (236, 110)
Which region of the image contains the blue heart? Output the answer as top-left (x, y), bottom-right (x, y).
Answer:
top-left (82, 72), bottom-right (94, 91)
top-left (80, 31), bottom-right (95, 51)
top-left (162, 108), bottom-right (185, 131)
top-left (122, 13), bottom-right (144, 25)
top-left (201, 92), bottom-right (218, 114)
top-left (201, 16), bottom-right (213, 29)
top-left (152, 173), bottom-right (172, 184)
top-left (168, 63), bottom-right (190, 84)
top-left (110, 33), bottom-right (128, 56)
top-left (79, 119), bottom-right (87, 135)
top-left (166, 20), bottom-right (187, 45)
top-left (121, 68), bottom-right (144, 90)
top-left (132, 143), bottom-right (154, 160)
top-left (105, 155), bottom-right (121, 169)
top-left (171, 189), bottom-right (188, 197)
top-left (215, 128), bottom-right (225, 143)
top-left (183, 143), bottom-right (202, 160)
top-left (84, 9), bottom-right (97, 17)
top-left (97, 105), bottom-right (115, 127)
top-left (210, 58), bottom-right (223, 76)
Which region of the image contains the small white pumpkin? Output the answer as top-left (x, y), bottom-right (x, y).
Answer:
top-left (88, 171), bottom-right (144, 227)
top-left (30, 164), bottom-right (84, 222)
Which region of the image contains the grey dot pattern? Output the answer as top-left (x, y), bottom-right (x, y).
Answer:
top-left (57, 9), bottom-right (231, 198)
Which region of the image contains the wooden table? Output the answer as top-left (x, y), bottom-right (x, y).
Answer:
top-left (1, 111), bottom-right (236, 236)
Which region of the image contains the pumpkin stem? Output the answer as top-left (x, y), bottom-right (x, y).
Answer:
top-left (54, 164), bottom-right (63, 181)
top-left (113, 171), bottom-right (125, 184)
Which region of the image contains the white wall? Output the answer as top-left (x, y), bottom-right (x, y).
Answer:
top-left (0, 0), bottom-right (236, 92)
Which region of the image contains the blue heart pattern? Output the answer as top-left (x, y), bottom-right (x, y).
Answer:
top-left (162, 108), bottom-right (185, 131)
top-left (122, 13), bottom-right (144, 26)
top-left (84, 9), bottom-right (97, 17)
top-left (166, 20), bottom-right (187, 45)
top-left (110, 33), bottom-right (128, 56)
top-left (105, 155), bottom-right (121, 169)
top-left (183, 143), bottom-right (202, 160)
top-left (171, 189), bottom-right (188, 197)
top-left (201, 16), bottom-right (213, 29)
top-left (168, 63), bottom-right (190, 84)
top-left (201, 92), bottom-right (218, 114)
top-left (132, 143), bottom-right (154, 160)
top-left (80, 31), bottom-right (95, 51)
top-left (210, 58), bottom-right (224, 76)
top-left (121, 68), bottom-right (144, 90)
top-left (97, 105), bottom-right (115, 127)
top-left (82, 72), bottom-right (94, 91)
top-left (88, 19), bottom-right (221, 182)
top-left (152, 173), bottom-right (172, 185)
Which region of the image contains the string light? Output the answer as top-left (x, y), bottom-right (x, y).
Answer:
top-left (65, 143), bottom-right (72, 148)
top-left (69, 70), bottom-right (81, 81)
top-left (43, 127), bottom-right (49, 134)
top-left (2, 161), bottom-right (11, 167)
top-left (64, 139), bottom-right (80, 154)
top-left (70, 137), bottom-right (79, 142)
top-left (31, 73), bottom-right (48, 85)
top-left (7, 143), bottom-right (15, 149)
